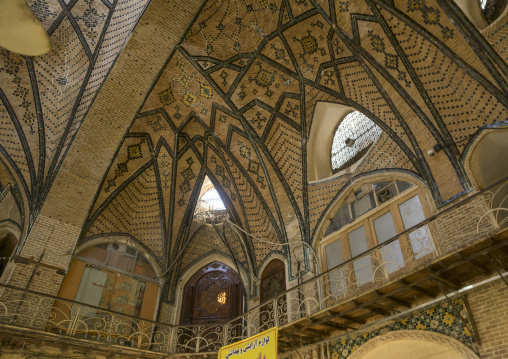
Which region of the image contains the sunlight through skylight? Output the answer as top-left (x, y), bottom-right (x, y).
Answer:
top-left (200, 188), bottom-right (226, 210)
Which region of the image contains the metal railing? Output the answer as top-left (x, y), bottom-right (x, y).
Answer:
top-left (0, 178), bottom-right (507, 354)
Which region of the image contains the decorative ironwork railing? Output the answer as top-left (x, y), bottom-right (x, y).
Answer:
top-left (0, 177), bottom-right (506, 354)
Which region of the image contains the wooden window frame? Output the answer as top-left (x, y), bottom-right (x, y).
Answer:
top-left (321, 185), bottom-right (435, 299)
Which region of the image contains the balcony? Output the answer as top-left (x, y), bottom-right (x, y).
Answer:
top-left (0, 179), bottom-right (507, 357)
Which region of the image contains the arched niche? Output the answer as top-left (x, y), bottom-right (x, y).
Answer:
top-left (75, 236), bottom-right (163, 281)
top-left (308, 103), bottom-right (355, 182)
top-left (347, 330), bottom-right (479, 359)
top-left (0, 223), bottom-right (20, 277)
top-left (58, 240), bottom-right (161, 321)
top-left (467, 127), bottom-right (508, 228)
top-left (179, 261), bottom-right (244, 325)
top-left (468, 127), bottom-right (508, 189)
top-left (312, 172), bottom-right (434, 245)
top-left (259, 258), bottom-right (288, 330)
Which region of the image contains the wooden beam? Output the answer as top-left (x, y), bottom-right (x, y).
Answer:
top-left (454, 253), bottom-right (492, 275)
top-left (428, 273), bottom-right (461, 290)
top-left (387, 295), bottom-right (411, 308)
top-left (306, 328), bottom-right (326, 337)
top-left (375, 290), bottom-right (411, 308)
top-left (398, 279), bottom-right (436, 298)
top-left (338, 314), bottom-right (366, 325)
top-left (364, 305), bottom-right (391, 316)
top-left (322, 321), bottom-right (348, 331)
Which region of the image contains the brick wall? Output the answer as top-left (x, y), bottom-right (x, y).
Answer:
top-left (435, 195), bottom-right (498, 255)
top-left (467, 278), bottom-right (508, 359)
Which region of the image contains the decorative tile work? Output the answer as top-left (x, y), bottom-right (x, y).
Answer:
top-left (90, 137), bottom-right (150, 214)
top-left (0, 97), bottom-right (32, 190)
top-left (334, 0), bottom-right (373, 38)
top-left (212, 108), bottom-right (242, 145)
top-left (181, 0), bottom-right (282, 61)
top-left (86, 165), bottom-right (163, 258)
top-left (62, 0), bottom-right (150, 169)
top-left (142, 52), bottom-right (226, 126)
top-left (261, 36), bottom-right (297, 74)
top-left (28, 0), bottom-right (61, 31)
top-left (179, 223), bottom-right (230, 271)
top-left (288, 0), bottom-right (316, 18)
top-left (279, 97), bottom-right (300, 124)
top-left (0, 51), bottom-right (36, 131)
top-left (319, 65), bottom-right (343, 94)
top-left (383, 10), bottom-right (508, 152)
top-left (328, 299), bottom-right (476, 359)
top-left (363, 24), bottom-right (412, 88)
top-left (285, 15), bottom-right (331, 80)
top-left (209, 67), bottom-right (240, 94)
top-left (34, 18), bottom-right (89, 178)
top-left (222, 150), bottom-right (280, 266)
top-left (242, 105), bottom-right (272, 137)
top-left (71, 0), bottom-right (109, 52)
top-left (157, 146), bottom-right (173, 229)
top-left (393, 0), bottom-right (498, 87)
top-left (337, 60), bottom-right (412, 148)
top-left (130, 113), bottom-right (176, 152)
top-left (79, 0), bottom-right (508, 286)
top-left (265, 118), bottom-right (304, 215)
top-left (483, 18), bottom-right (508, 62)
top-left (353, 132), bottom-right (416, 175)
top-left (171, 149), bottom-right (201, 254)
top-left (231, 59), bottom-right (299, 109)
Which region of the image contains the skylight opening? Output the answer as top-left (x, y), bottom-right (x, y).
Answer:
top-left (199, 188), bottom-right (226, 211)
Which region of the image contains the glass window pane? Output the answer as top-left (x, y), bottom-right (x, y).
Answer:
top-left (325, 203), bottom-right (351, 236)
top-left (373, 212), bottom-right (397, 243)
top-left (348, 226), bottom-right (374, 286)
top-left (399, 195), bottom-right (434, 258)
top-left (396, 181), bottom-right (413, 193)
top-left (106, 251), bottom-right (136, 272)
top-left (373, 212), bottom-right (405, 274)
top-left (74, 266), bottom-right (110, 318)
top-left (325, 240), bottom-right (346, 297)
top-left (373, 181), bottom-right (392, 191)
top-left (351, 192), bottom-right (376, 219)
top-left (375, 182), bottom-right (397, 204)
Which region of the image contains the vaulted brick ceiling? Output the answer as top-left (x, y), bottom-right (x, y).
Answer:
top-left (1, 0), bottom-right (507, 287)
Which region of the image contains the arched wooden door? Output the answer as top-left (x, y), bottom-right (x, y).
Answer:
top-left (180, 262), bottom-right (243, 324)
top-left (259, 259), bottom-right (287, 330)
top-left (178, 262), bottom-right (244, 353)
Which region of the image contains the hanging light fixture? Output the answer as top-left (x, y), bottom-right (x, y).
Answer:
top-left (0, 0), bottom-right (51, 56)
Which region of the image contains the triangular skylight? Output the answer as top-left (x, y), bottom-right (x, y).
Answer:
top-left (196, 176), bottom-right (226, 212)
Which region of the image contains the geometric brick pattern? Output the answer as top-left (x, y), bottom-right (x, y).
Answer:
top-left (0, 0), bottom-right (150, 226)
top-left (4, 0), bottom-right (508, 295)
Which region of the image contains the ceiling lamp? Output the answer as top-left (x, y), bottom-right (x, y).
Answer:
top-left (0, 0), bottom-right (51, 56)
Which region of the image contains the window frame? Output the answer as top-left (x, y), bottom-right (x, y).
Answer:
top-left (321, 184), bottom-right (435, 297)
top-left (75, 243), bottom-right (158, 283)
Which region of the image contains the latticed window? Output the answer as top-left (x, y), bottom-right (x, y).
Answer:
top-left (480, 0), bottom-right (507, 23)
top-left (331, 111), bottom-right (382, 173)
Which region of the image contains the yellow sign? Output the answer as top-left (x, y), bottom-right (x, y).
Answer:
top-left (219, 327), bottom-right (278, 359)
